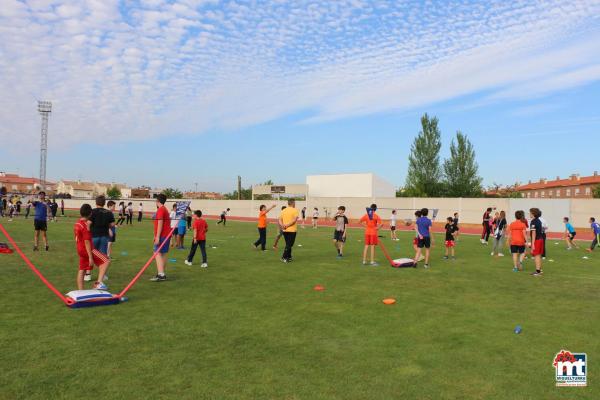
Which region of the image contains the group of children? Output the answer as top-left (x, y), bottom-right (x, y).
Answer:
top-left (71, 193), bottom-right (211, 289)
top-left (252, 201), bottom-right (599, 276)
top-left (563, 216), bottom-right (600, 252)
top-left (507, 208), bottom-right (546, 276)
top-left (14, 188), bottom-right (596, 290)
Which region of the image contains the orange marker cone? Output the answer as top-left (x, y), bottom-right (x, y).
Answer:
top-left (313, 285), bottom-right (325, 291)
top-left (382, 298), bottom-right (396, 305)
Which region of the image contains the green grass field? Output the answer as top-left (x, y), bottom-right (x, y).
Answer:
top-left (1, 214), bottom-right (598, 399)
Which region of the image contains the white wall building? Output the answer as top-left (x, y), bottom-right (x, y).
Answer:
top-left (306, 173), bottom-right (395, 198)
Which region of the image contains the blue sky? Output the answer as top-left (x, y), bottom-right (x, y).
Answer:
top-left (1, 0), bottom-right (599, 193)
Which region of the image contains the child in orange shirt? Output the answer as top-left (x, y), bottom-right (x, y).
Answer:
top-left (359, 204), bottom-right (383, 266)
top-left (508, 210), bottom-right (528, 272)
top-left (254, 204), bottom-right (276, 251)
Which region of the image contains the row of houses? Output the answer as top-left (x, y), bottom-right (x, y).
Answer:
top-left (0, 173), bottom-right (46, 193)
top-left (55, 180), bottom-right (132, 198)
top-left (516, 172), bottom-right (600, 199)
top-left (1, 173), bottom-right (224, 199)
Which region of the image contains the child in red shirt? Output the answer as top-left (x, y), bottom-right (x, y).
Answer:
top-left (74, 204), bottom-right (110, 290)
top-left (151, 194), bottom-right (171, 281)
top-left (185, 210), bottom-right (208, 267)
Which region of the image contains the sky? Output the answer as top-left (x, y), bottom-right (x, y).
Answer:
top-left (0, 0), bottom-right (599, 193)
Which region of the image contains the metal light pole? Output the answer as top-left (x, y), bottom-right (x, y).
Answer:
top-left (37, 101), bottom-right (52, 191)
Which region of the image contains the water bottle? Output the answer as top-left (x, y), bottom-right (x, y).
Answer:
top-left (514, 325), bottom-right (522, 334)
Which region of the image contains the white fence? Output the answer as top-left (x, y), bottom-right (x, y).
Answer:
top-left (60, 197), bottom-right (600, 232)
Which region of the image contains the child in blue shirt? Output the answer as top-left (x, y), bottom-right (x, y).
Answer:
top-left (563, 217), bottom-right (577, 250)
top-left (413, 208), bottom-right (433, 268)
top-left (588, 217), bottom-right (600, 252)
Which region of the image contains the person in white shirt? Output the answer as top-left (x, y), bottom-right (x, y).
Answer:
top-left (126, 202), bottom-right (134, 225)
top-left (312, 208), bottom-right (319, 229)
top-left (390, 209), bottom-right (398, 241)
top-left (137, 202), bottom-right (143, 222)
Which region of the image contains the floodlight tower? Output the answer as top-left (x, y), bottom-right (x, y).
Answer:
top-left (37, 101), bottom-right (52, 191)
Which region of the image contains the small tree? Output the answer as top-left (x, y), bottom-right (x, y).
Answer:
top-left (106, 186), bottom-right (121, 200)
top-left (593, 185), bottom-right (600, 199)
top-left (224, 187), bottom-right (252, 200)
top-left (405, 113), bottom-right (443, 197)
top-left (162, 188), bottom-right (183, 199)
top-left (443, 131), bottom-right (483, 197)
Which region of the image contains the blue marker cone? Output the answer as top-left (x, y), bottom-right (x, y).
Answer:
top-left (121, 251), bottom-right (128, 256)
top-left (169, 258), bottom-right (177, 263)
top-left (514, 325), bottom-right (522, 334)
top-left (120, 296), bottom-right (129, 302)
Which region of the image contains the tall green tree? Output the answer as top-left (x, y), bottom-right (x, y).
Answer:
top-left (106, 186), bottom-right (122, 200)
top-left (224, 187), bottom-right (252, 200)
top-left (593, 184), bottom-right (600, 199)
top-left (405, 114), bottom-right (443, 197)
top-left (443, 131), bottom-right (483, 197)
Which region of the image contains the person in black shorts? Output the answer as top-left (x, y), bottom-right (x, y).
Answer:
top-left (508, 210), bottom-right (528, 272)
top-left (50, 200), bottom-right (58, 222)
top-left (217, 208), bottom-right (230, 226)
top-left (116, 202), bottom-right (126, 225)
top-left (332, 206), bottom-right (348, 258)
top-left (563, 217), bottom-right (578, 249)
top-left (105, 200), bottom-right (118, 259)
top-left (32, 191), bottom-right (50, 251)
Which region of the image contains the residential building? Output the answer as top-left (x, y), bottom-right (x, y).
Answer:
top-left (131, 187), bottom-right (151, 198)
top-left (56, 180), bottom-right (96, 198)
top-left (183, 191), bottom-right (224, 200)
top-left (517, 172), bottom-right (600, 199)
top-left (97, 182), bottom-right (132, 198)
top-left (0, 172), bottom-right (54, 194)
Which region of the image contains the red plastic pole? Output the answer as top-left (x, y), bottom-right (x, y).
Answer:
top-left (118, 228), bottom-right (176, 298)
top-left (378, 242), bottom-right (396, 266)
top-left (0, 222), bottom-right (70, 305)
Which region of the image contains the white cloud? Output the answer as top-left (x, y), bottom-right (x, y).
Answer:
top-left (0, 0), bottom-right (599, 148)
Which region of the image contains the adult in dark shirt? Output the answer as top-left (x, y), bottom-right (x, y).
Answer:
top-left (89, 195), bottom-right (115, 255)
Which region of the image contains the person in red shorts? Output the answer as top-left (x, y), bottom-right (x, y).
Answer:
top-left (443, 217), bottom-right (456, 260)
top-left (529, 207), bottom-right (544, 276)
top-left (74, 204), bottom-right (110, 290)
top-left (360, 204), bottom-right (383, 266)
